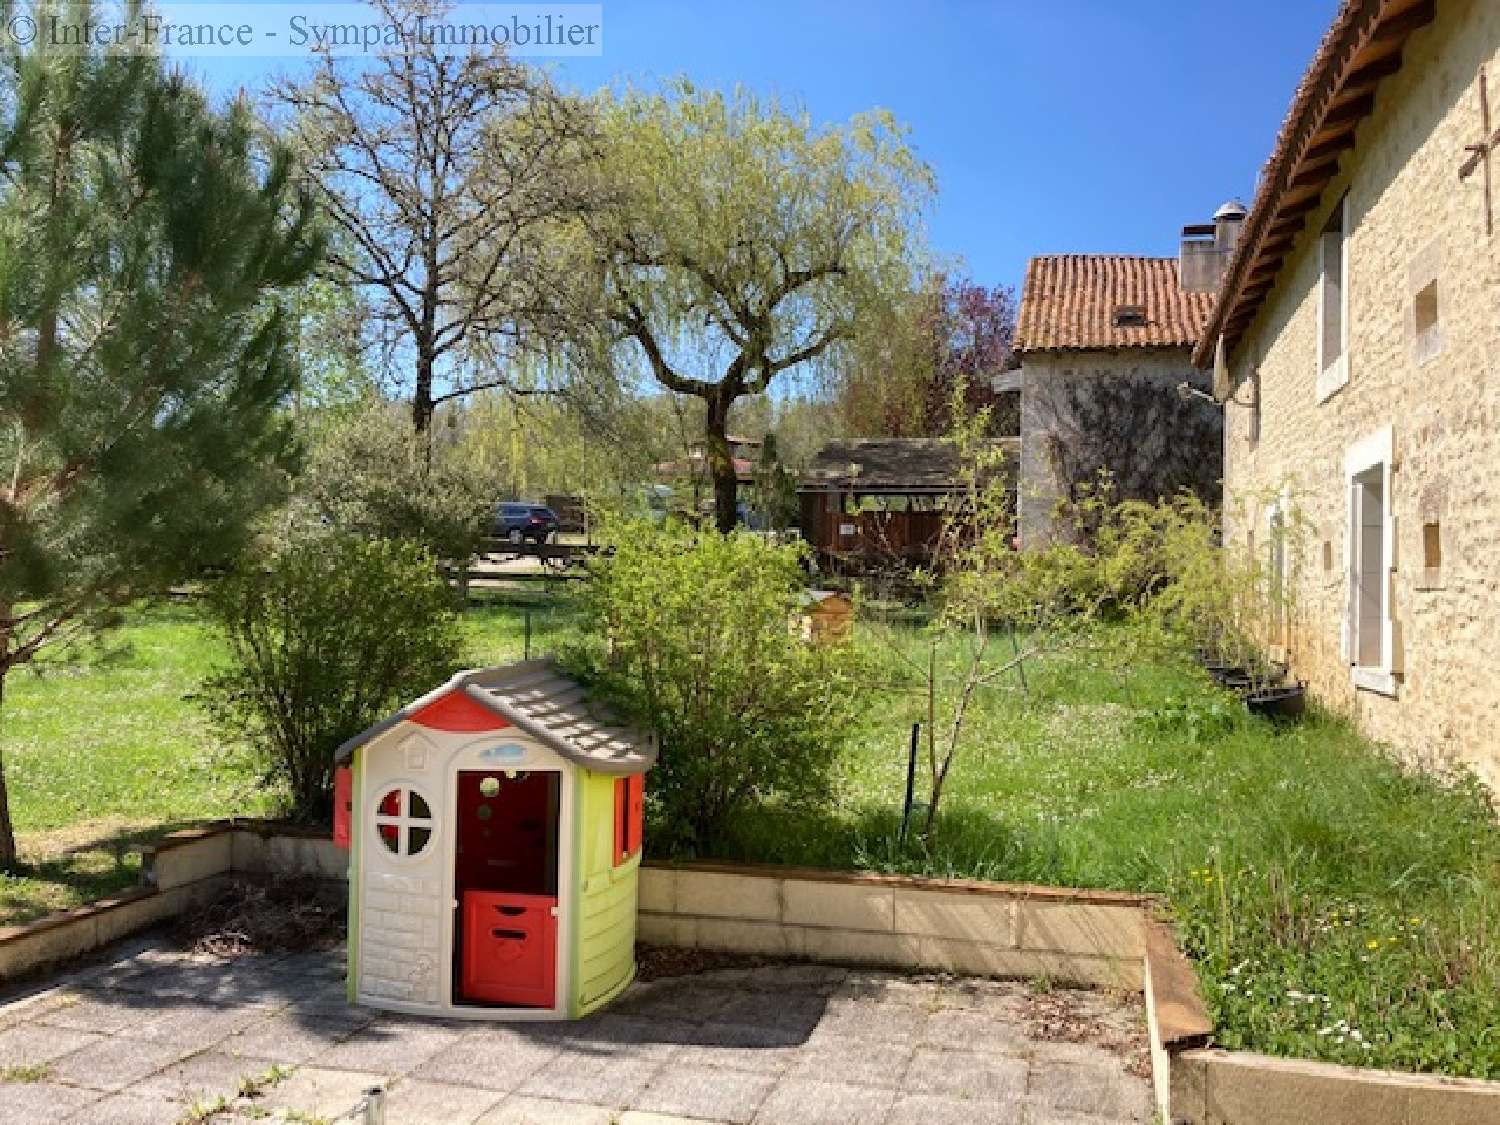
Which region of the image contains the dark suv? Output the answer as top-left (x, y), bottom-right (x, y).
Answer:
top-left (494, 502), bottom-right (560, 544)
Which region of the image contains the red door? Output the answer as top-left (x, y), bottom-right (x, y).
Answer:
top-left (461, 891), bottom-right (557, 1007)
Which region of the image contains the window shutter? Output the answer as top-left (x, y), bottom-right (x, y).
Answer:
top-left (333, 766), bottom-right (352, 850)
top-left (613, 777), bottom-right (628, 866)
top-left (627, 774), bottom-right (645, 858)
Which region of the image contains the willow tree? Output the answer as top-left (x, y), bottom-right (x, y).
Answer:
top-left (0, 35), bottom-right (320, 867)
top-left (588, 82), bottom-right (932, 531)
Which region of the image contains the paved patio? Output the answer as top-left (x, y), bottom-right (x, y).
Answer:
top-left (0, 938), bottom-right (1151, 1124)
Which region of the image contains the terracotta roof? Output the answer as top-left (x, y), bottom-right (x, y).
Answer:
top-left (1194, 0), bottom-right (1436, 367)
top-left (334, 660), bottom-right (657, 776)
top-left (800, 437), bottom-right (1018, 492)
top-left (1015, 256), bottom-right (1213, 353)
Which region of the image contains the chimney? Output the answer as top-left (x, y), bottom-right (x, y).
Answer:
top-left (1178, 199), bottom-right (1248, 293)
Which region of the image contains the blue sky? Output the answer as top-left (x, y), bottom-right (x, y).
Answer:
top-left (179, 0), bottom-right (1340, 295)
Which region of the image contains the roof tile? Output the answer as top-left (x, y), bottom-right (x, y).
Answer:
top-left (1015, 255), bottom-right (1214, 353)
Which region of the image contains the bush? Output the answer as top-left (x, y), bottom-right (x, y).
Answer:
top-left (300, 399), bottom-right (494, 562)
top-left (203, 532), bottom-right (463, 821)
top-left (567, 523), bottom-right (864, 855)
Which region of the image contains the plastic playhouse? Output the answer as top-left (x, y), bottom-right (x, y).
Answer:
top-left (333, 661), bottom-right (656, 1020)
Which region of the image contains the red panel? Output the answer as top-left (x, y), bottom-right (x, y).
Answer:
top-left (461, 891), bottom-right (557, 1007)
top-left (332, 767), bottom-right (352, 850)
top-left (409, 691), bottom-right (509, 732)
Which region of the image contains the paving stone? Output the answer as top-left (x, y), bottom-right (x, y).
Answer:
top-left (833, 972), bottom-right (943, 1007)
top-left (744, 964), bottom-right (849, 993)
top-left (936, 977), bottom-right (1031, 1013)
top-left (784, 1038), bottom-right (915, 1090)
top-left (221, 1012), bottom-right (359, 1063)
top-left (258, 1064), bottom-right (386, 1118)
top-left (382, 1076), bottom-right (505, 1124)
top-left (38, 993), bottom-right (170, 1036)
top-left (902, 1047), bottom-right (1028, 1101)
top-left (59, 1090), bottom-right (187, 1124)
top-left (752, 1078), bottom-right (897, 1125)
top-left (922, 1008), bottom-right (1033, 1053)
top-left (516, 1052), bottom-right (667, 1108)
top-left (47, 1036), bottom-right (193, 1093)
top-left (630, 1063), bottom-right (776, 1123)
top-left (124, 1049), bottom-right (268, 1102)
top-left (0, 1079), bottom-right (100, 1120)
top-left (714, 991), bottom-right (828, 1035)
top-left (131, 1002), bottom-right (268, 1047)
top-left (669, 1021), bottom-right (808, 1074)
top-left (313, 1017), bottom-right (463, 1076)
top-left (0, 1023), bottom-right (106, 1067)
top-left (611, 979), bottom-right (735, 1023)
top-left (810, 1000), bottom-right (929, 1044)
top-left (883, 1092), bottom-right (1026, 1125)
top-left (1027, 1059), bottom-right (1150, 1119)
top-left (412, 1032), bottom-right (562, 1091)
top-left (477, 1094), bottom-right (617, 1124)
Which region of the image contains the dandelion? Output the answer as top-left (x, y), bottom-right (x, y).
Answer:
top-left (1366, 939), bottom-right (1380, 950)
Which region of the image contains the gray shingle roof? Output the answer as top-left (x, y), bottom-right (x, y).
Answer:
top-left (800, 438), bottom-right (1019, 492)
top-left (334, 660), bottom-right (656, 776)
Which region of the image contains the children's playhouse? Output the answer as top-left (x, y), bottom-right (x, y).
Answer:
top-left (333, 660), bottom-right (656, 1020)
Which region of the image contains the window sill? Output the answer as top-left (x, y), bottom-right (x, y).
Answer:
top-left (1352, 668), bottom-right (1399, 697)
top-left (1316, 355), bottom-right (1349, 403)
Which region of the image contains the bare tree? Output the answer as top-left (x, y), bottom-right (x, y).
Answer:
top-left (272, 0), bottom-right (600, 434)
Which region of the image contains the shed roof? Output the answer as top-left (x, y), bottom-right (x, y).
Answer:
top-left (800, 438), bottom-right (1018, 493)
top-left (334, 660), bottom-right (656, 776)
top-left (1015, 256), bottom-right (1214, 354)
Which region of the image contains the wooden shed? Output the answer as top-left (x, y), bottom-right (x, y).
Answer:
top-left (798, 438), bottom-right (1019, 570)
top-left (797, 590), bottom-right (855, 643)
top-left (332, 661), bottom-right (655, 1021)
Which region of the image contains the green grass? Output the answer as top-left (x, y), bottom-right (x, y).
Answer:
top-left (719, 620), bottom-right (1500, 1079)
top-left (0, 590), bottom-right (579, 924)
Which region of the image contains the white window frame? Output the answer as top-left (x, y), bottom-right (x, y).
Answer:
top-left (1316, 195), bottom-right (1351, 403)
top-left (1343, 426), bottom-right (1399, 696)
top-left (371, 781), bottom-right (437, 860)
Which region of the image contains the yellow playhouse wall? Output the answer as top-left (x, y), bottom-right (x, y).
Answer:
top-left (571, 770), bottom-right (639, 1015)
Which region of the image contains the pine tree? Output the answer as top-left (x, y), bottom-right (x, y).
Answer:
top-left (0, 19), bottom-right (321, 868)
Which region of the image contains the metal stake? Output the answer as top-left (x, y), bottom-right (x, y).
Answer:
top-left (899, 723), bottom-right (920, 844)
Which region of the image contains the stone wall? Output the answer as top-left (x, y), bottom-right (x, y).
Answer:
top-left (1221, 0), bottom-right (1500, 789)
top-left (637, 862), bottom-right (1150, 990)
top-left (1019, 349), bottom-right (1221, 544)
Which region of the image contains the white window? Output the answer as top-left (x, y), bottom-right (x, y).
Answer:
top-left (373, 783), bottom-right (435, 858)
top-left (1344, 427), bottom-right (1399, 695)
top-left (1316, 195), bottom-right (1350, 402)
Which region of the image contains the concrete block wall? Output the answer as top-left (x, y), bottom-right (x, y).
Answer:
top-left (638, 863), bottom-right (1149, 989)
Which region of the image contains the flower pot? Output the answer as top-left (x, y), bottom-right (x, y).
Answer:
top-left (1206, 664), bottom-right (1248, 684)
top-left (1246, 683), bottom-right (1307, 722)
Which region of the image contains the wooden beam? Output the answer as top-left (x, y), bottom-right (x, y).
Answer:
top-left (1321, 93), bottom-right (1377, 129)
top-left (1371, 0), bottom-right (1435, 43)
top-left (1342, 52), bottom-right (1405, 93)
top-left (1290, 158), bottom-right (1340, 190)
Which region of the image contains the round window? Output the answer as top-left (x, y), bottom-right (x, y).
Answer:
top-left (373, 784), bottom-right (435, 858)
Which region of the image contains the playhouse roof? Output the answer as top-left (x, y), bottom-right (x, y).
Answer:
top-left (334, 660), bottom-right (657, 776)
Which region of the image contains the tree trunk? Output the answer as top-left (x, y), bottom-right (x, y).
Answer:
top-left (413, 346), bottom-right (435, 434)
top-left (705, 394), bottom-right (738, 533)
top-left (0, 662), bottom-right (16, 873)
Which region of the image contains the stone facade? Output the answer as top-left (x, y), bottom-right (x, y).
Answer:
top-left (1020, 349), bottom-right (1219, 544)
top-left (1221, 0), bottom-right (1500, 787)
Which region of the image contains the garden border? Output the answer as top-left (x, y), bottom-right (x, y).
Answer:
top-left (3, 826), bottom-right (1499, 1123)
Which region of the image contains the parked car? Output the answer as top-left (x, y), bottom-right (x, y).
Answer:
top-left (494, 503), bottom-right (560, 544)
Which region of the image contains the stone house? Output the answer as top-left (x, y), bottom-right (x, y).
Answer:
top-left (1199, 0), bottom-right (1500, 786)
top-left (1009, 214), bottom-right (1237, 544)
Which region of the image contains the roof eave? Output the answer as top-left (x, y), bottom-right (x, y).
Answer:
top-left (1193, 0), bottom-right (1435, 368)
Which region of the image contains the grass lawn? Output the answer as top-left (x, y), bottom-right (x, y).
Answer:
top-left (722, 619), bottom-right (1500, 1079)
top-left (0, 587), bottom-right (579, 925)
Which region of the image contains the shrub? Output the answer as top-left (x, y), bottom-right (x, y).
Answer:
top-left (567, 523), bottom-right (864, 855)
top-left (203, 532), bottom-right (462, 821)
